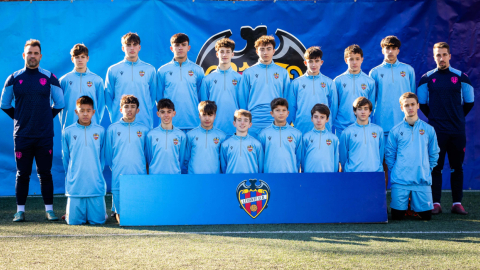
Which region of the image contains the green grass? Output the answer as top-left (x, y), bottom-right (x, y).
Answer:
top-left (0, 192), bottom-right (479, 269)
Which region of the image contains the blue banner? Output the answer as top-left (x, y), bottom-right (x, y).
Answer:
top-left (0, 0), bottom-right (478, 195)
top-left (119, 172), bottom-right (387, 226)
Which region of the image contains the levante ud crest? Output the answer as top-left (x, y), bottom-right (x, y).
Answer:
top-left (236, 179), bottom-right (270, 219)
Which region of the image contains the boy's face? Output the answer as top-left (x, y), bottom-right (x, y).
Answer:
top-left (344, 52), bottom-right (363, 73)
top-left (157, 107), bottom-right (176, 125)
top-left (216, 47), bottom-right (234, 65)
top-left (354, 105), bottom-right (371, 121)
top-left (171, 41), bottom-right (190, 59)
top-left (122, 42), bottom-right (141, 59)
top-left (71, 53), bottom-right (89, 69)
top-left (311, 111), bottom-right (329, 130)
top-left (400, 98), bottom-right (419, 118)
top-left (200, 112), bottom-right (215, 129)
top-left (304, 58), bottom-right (323, 75)
top-left (270, 105), bottom-right (289, 123)
top-left (75, 104), bottom-right (95, 125)
top-left (256, 44), bottom-right (275, 63)
top-left (120, 103), bottom-right (140, 122)
top-left (233, 116), bottom-right (252, 133)
top-left (434, 48), bottom-right (450, 69)
top-left (382, 46), bottom-right (399, 63)
top-left (23, 45), bottom-right (42, 69)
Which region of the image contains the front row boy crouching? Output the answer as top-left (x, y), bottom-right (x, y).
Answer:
top-left (340, 97), bottom-right (384, 172)
top-left (302, 104), bottom-right (339, 173)
top-left (105, 95), bottom-right (150, 223)
top-left (221, 109), bottom-right (264, 174)
top-left (62, 96), bottom-right (107, 225)
top-left (185, 101), bottom-right (227, 174)
top-left (258, 98), bottom-right (302, 173)
top-left (147, 99), bottom-right (186, 174)
top-left (386, 93), bottom-right (439, 221)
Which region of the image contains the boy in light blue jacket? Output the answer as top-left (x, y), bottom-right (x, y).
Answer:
top-left (62, 96), bottom-right (107, 225)
top-left (386, 92), bottom-right (439, 221)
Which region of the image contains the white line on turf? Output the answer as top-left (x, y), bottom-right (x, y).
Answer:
top-left (1, 231), bottom-right (480, 238)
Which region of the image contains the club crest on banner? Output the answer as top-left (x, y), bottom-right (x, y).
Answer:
top-left (400, 71), bottom-right (406, 77)
top-left (188, 70), bottom-right (194, 76)
top-left (173, 138), bottom-right (179, 145)
top-left (361, 84), bottom-right (367, 90)
top-left (287, 136), bottom-right (293, 142)
top-left (137, 131), bottom-right (142, 138)
top-left (232, 79), bottom-right (238, 86)
top-left (236, 179), bottom-right (270, 219)
top-left (213, 137), bottom-right (220, 144)
top-left (372, 132), bottom-right (377, 138)
top-left (93, 133), bottom-right (99, 140)
top-left (196, 26), bottom-right (307, 79)
top-left (321, 82), bottom-right (326, 88)
top-left (87, 81), bottom-right (93, 87)
top-left (326, 139), bottom-right (332, 146)
top-left (139, 71), bottom-right (145, 77)
top-left (247, 145), bottom-right (253, 152)
top-left (419, 129), bottom-right (425, 135)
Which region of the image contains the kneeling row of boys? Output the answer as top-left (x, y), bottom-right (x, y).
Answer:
top-left (62, 92), bottom-right (439, 225)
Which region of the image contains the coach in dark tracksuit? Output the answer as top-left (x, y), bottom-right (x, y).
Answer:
top-left (417, 42), bottom-right (474, 215)
top-left (0, 39), bottom-right (64, 222)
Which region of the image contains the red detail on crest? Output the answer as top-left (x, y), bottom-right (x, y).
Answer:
top-left (361, 84), bottom-right (366, 90)
top-left (139, 71), bottom-right (145, 77)
top-left (39, 78), bottom-right (47, 86)
top-left (400, 71), bottom-right (406, 77)
top-left (188, 71), bottom-right (194, 76)
top-left (372, 132), bottom-right (377, 138)
top-left (173, 138), bottom-right (179, 145)
top-left (451, 77), bottom-right (458, 84)
top-left (15, 152), bottom-right (22, 159)
top-left (321, 82), bottom-right (326, 88)
top-left (419, 129), bottom-right (425, 135)
top-left (93, 133), bottom-right (99, 140)
top-left (274, 73), bottom-right (279, 79)
top-left (232, 80), bottom-right (238, 86)
top-left (137, 131), bottom-right (142, 138)
top-left (326, 139), bottom-right (332, 146)
top-left (213, 138), bottom-right (220, 144)
top-left (19, 80), bottom-right (23, 84)
top-left (287, 136), bottom-right (293, 142)
top-left (87, 81), bottom-right (93, 87)
top-left (247, 145), bottom-right (253, 152)
top-left (432, 79), bottom-right (436, 83)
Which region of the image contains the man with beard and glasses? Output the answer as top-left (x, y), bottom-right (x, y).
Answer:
top-left (1, 39), bottom-right (64, 222)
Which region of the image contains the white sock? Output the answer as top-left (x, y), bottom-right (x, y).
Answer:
top-left (452, 202), bottom-right (462, 206)
top-left (17, 205), bottom-right (25, 212)
top-left (45, 205), bottom-right (53, 211)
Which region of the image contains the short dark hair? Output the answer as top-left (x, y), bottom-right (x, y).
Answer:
top-left (304, 46), bottom-right (323, 60)
top-left (270, 98), bottom-right (289, 111)
top-left (120, 95), bottom-right (140, 108)
top-left (215, 38), bottom-right (235, 52)
top-left (198, 100), bottom-right (217, 115)
top-left (381, 36), bottom-right (401, 49)
top-left (122, 32), bottom-right (141, 45)
top-left (171, 33), bottom-right (190, 45)
top-left (157, 98), bottom-right (175, 111)
top-left (24, 39), bottom-right (41, 53)
top-left (70, 43), bottom-right (89, 57)
top-left (433, 42), bottom-right (450, 54)
top-left (344, 44), bottom-right (363, 59)
top-left (234, 109), bottom-right (252, 122)
top-left (311, 104), bottom-right (330, 119)
top-left (254, 35), bottom-right (276, 49)
top-left (399, 92), bottom-right (419, 105)
top-left (76, 95), bottom-right (94, 108)
top-left (353, 97), bottom-right (372, 112)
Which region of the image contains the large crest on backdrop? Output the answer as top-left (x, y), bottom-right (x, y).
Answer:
top-left (236, 179), bottom-right (270, 219)
top-left (196, 25), bottom-right (307, 79)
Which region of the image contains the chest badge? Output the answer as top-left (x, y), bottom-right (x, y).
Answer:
top-left (173, 138), bottom-right (179, 145)
top-left (400, 71), bottom-right (406, 77)
top-left (451, 77), bottom-right (458, 84)
top-left (419, 129), bottom-right (425, 135)
top-left (213, 137), bottom-right (220, 144)
top-left (87, 81), bottom-right (93, 87)
top-left (39, 78), bottom-right (47, 86)
top-left (321, 82), bottom-right (326, 88)
top-left (326, 139), bottom-right (332, 146)
top-left (188, 70), bottom-right (194, 76)
top-left (247, 145), bottom-right (253, 152)
top-left (137, 131), bottom-right (142, 138)
top-left (287, 136), bottom-right (293, 143)
top-left (232, 79), bottom-right (238, 86)
top-left (361, 83), bottom-right (367, 90)
top-left (93, 133), bottom-right (99, 140)
top-left (372, 132), bottom-right (377, 138)
top-left (139, 71), bottom-right (145, 77)
top-left (19, 80), bottom-right (23, 84)
top-left (432, 78), bottom-right (436, 83)
top-left (274, 73), bottom-right (279, 79)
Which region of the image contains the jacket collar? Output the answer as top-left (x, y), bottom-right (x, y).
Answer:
top-left (76, 121), bottom-right (92, 129)
top-left (232, 133), bottom-right (248, 140)
top-left (257, 61), bottom-right (276, 69)
top-left (344, 69), bottom-right (363, 79)
top-left (172, 58), bottom-right (190, 67)
top-left (271, 122), bottom-right (289, 130)
top-left (216, 66), bottom-right (233, 74)
top-left (73, 68), bottom-right (90, 76)
top-left (159, 124), bottom-right (175, 132)
top-left (311, 127), bottom-right (328, 134)
top-left (304, 72), bottom-right (322, 80)
top-left (123, 57), bottom-right (141, 66)
top-left (402, 118), bottom-right (420, 128)
top-left (354, 120), bottom-right (370, 128)
top-left (382, 59), bottom-right (400, 68)
top-left (198, 125), bottom-right (214, 133)
top-left (119, 118), bottom-right (138, 126)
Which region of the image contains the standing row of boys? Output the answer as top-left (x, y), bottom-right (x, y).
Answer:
top-left (1, 33), bottom-right (474, 225)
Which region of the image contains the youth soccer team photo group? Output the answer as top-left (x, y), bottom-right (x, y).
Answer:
top-left (1, 31), bottom-right (475, 225)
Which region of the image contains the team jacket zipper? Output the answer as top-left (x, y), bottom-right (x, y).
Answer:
top-left (180, 64), bottom-right (182, 82)
top-left (266, 65), bottom-right (268, 85)
top-left (131, 62), bottom-right (134, 82)
top-left (353, 75), bottom-right (356, 96)
top-left (84, 126), bottom-right (87, 146)
top-left (224, 71), bottom-right (226, 91)
top-left (318, 131), bottom-right (322, 149)
top-left (279, 127), bottom-right (282, 147)
top-left (205, 130), bottom-right (208, 148)
top-left (128, 123), bottom-right (131, 143)
top-left (240, 137), bottom-right (243, 157)
top-left (80, 73), bottom-right (83, 93)
top-left (391, 64), bottom-right (394, 83)
top-left (363, 125), bottom-right (366, 144)
top-left (313, 75), bottom-right (315, 95)
top-left (165, 129), bottom-right (168, 149)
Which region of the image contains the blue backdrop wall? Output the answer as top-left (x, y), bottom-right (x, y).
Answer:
top-left (0, 0), bottom-right (478, 195)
